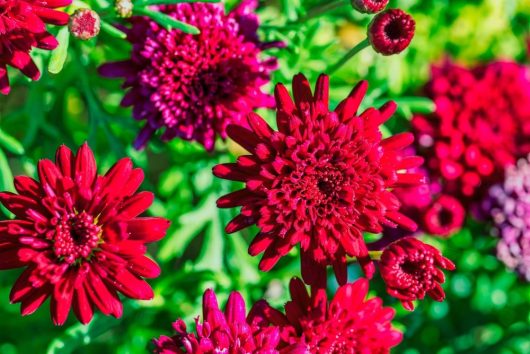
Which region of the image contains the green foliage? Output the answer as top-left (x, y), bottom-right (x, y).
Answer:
top-left (0, 0), bottom-right (529, 353)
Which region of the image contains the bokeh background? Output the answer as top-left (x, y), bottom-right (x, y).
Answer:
top-left (1, 0), bottom-right (530, 353)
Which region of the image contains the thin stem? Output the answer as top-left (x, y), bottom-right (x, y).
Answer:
top-left (329, 38), bottom-right (370, 74)
top-left (296, 0), bottom-right (347, 23)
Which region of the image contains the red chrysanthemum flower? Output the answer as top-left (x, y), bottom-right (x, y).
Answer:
top-left (413, 61), bottom-right (530, 204)
top-left (351, 0), bottom-right (389, 14)
top-left (213, 73), bottom-right (424, 287)
top-left (0, 0), bottom-right (71, 95)
top-left (368, 9), bottom-right (415, 56)
top-left (99, 0), bottom-right (283, 151)
top-left (423, 195), bottom-right (465, 237)
top-left (153, 289), bottom-right (280, 353)
top-left (0, 143), bottom-right (170, 325)
top-left (255, 277), bottom-right (402, 353)
top-left (380, 237), bottom-right (455, 311)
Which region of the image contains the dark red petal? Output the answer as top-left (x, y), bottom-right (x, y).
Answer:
top-left (335, 80), bottom-right (368, 118)
top-left (109, 270), bottom-right (154, 300)
top-left (73, 285), bottom-right (94, 324)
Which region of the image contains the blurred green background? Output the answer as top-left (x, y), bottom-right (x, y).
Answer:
top-left (0, 0), bottom-right (530, 353)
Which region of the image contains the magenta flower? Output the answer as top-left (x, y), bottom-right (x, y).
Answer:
top-left (153, 289), bottom-right (280, 353)
top-left (99, 1), bottom-right (283, 151)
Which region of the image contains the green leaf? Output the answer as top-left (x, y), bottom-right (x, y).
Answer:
top-left (48, 27), bottom-right (70, 74)
top-left (0, 128), bottom-right (24, 155)
top-left (133, 7), bottom-right (200, 34)
top-left (100, 21), bottom-right (127, 39)
top-left (46, 315), bottom-right (120, 354)
top-left (0, 148), bottom-right (14, 218)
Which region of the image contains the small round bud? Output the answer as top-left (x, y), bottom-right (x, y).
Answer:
top-left (368, 8), bottom-right (415, 56)
top-left (115, 0), bottom-right (133, 18)
top-left (69, 9), bottom-right (101, 40)
top-left (351, 0), bottom-right (389, 14)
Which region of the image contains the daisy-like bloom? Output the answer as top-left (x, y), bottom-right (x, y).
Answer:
top-left (255, 277), bottom-right (402, 353)
top-left (484, 156), bottom-right (530, 281)
top-left (380, 237), bottom-right (455, 311)
top-left (413, 61), bottom-right (530, 204)
top-left (0, 0), bottom-right (71, 94)
top-left (68, 8), bottom-right (100, 40)
top-left (214, 73), bottom-right (424, 287)
top-left (368, 9), bottom-right (415, 56)
top-left (99, 0), bottom-right (283, 151)
top-left (0, 143), bottom-right (170, 325)
top-left (351, 0), bottom-right (388, 14)
top-left (153, 289), bottom-right (280, 353)
top-left (423, 195), bottom-right (465, 237)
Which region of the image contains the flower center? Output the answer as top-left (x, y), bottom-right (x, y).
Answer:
top-left (54, 212), bottom-right (101, 264)
top-left (385, 19), bottom-right (405, 41)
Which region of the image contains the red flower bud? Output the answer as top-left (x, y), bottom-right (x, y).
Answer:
top-left (368, 8), bottom-right (415, 55)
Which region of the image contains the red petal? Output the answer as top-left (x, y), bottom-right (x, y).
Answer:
top-left (126, 217), bottom-right (170, 242)
top-left (73, 284), bottom-right (94, 324)
top-left (118, 192), bottom-right (154, 220)
top-left (129, 256), bottom-right (161, 278)
top-left (75, 143), bottom-right (97, 190)
top-left (55, 145), bottom-right (74, 178)
top-left (109, 269), bottom-right (154, 300)
top-left (335, 80), bottom-right (368, 118)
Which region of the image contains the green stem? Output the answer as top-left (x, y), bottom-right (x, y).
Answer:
top-left (329, 38), bottom-right (370, 74)
top-left (368, 250), bottom-right (383, 261)
top-left (296, 0), bottom-right (347, 23)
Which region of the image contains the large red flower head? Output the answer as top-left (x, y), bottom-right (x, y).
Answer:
top-left (153, 289), bottom-right (280, 353)
top-left (214, 73), bottom-right (424, 287)
top-left (0, 143), bottom-right (170, 325)
top-left (0, 0), bottom-right (71, 94)
top-left (255, 277), bottom-right (402, 353)
top-left (413, 61), bottom-right (530, 204)
top-left (380, 237), bottom-right (455, 311)
top-left (99, 0), bottom-right (283, 151)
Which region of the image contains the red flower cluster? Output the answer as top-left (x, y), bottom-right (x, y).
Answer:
top-left (413, 61), bottom-right (530, 204)
top-left (256, 277), bottom-right (402, 353)
top-left (99, 1), bottom-right (283, 151)
top-left (0, 0), bottom-right (71, 94)
top-left (380, 237), bottom-right (455, 310)
top-left (0, 143), bottom-right (169, 325)
top-left (214, 73), bottom-right (424, 287)
top-left (153, 289), bottom-right (280, 353)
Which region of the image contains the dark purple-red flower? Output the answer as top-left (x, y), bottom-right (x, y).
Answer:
top-left (368, 9), bottom-right (415, 56)
top-left (351, 0), bottom-right (389, 14)
top-left (99, 1), bottom-right (283, 151)
top-left (153, 289), bottom-right (280, 353)
top-left (0, 0), bottom-right (71, 95)
top-left (380, 237), bottom-right (455, 311)
top-left (255, 277), bottom-right (402, 353)
top-left (413, 61), bottom-right (530, 204)
top-left (423, 195), bottom-right (465, 237)
top-left (0, 143), bottom-right (170, 325)
top-left (213, 73), bottom-right (424, 287)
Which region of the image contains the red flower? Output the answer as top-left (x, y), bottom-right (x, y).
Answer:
top-left (423, 195), bottom-right (465, 237)
top-left (368, 9), bottom-right (415, 56)
top-left (380, 237), bottom-right (455, 311)
top-left (153, 289), bottom-right (280, 353)
top-left (214, 73), bottom-right (424, 287)
top-left (413, 61), bottom-right (530, 204)
top-left (351, 0), bottom-right (389, 14)
top-left (0, 143), bottom-right (169, 325)
top-left (0, 0), bottom-right (71, 95)
top-left (255, 277), bottom-right (402, 353)
top-left (99, 1), bottom-right (283, 151)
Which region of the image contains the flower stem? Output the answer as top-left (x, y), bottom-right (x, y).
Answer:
top-left (329, 38), bottom-right (370, 74)
top-left (296, 0), bottom-right (347, 23)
